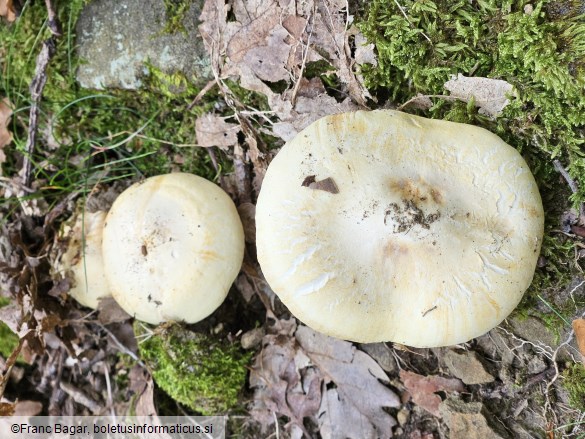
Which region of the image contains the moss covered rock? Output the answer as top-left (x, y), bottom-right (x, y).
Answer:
top-left (135, 322), bottom-right (251, 415)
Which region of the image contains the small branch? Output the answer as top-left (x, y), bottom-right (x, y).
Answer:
top-left (44, 0), bottom-right (62, 37)
top-left (19, 0), bottom-right (61, 190)
top-left (20, 39), bottom-right (55, 188)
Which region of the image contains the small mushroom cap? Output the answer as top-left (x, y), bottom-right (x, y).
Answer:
top-left (256, 110), bottom-right (544, 347)
top-left (102, 173), bottom-right (244, 324)
top-left (56, 209), bottom-right (110, 309)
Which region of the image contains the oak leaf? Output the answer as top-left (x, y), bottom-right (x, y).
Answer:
top-left (296, 326), bottom-right (399, 439)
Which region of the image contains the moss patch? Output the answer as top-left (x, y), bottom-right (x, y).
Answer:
top-left (135, 323), bottom-right (252, 415)
top-left (562, 363), bottom-right (585, 411)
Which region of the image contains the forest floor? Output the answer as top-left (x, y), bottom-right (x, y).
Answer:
top-left (1, 0), bottom-right (585, 438)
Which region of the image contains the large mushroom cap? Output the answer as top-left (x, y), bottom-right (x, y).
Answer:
top-left (102, 173), bottom-right (244, 324)
top-left (256, 110), bottom-right (544, 347)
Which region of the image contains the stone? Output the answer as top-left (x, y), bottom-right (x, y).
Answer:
top-left (444, 350), bottom-right (494, 385)
top-left (76, 0), bottom-right (212, 90)
top-left (506, 316), bottom-right (578, 362)
top-left (439, 398), bottom-right (509, 439)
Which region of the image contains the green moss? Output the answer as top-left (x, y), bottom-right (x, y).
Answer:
top-left (135, 323), bottom-right (252, 415)
top-left (162, 0), bottom-right (193, 34)
top-left (562, 363), bottom-right (585, 411)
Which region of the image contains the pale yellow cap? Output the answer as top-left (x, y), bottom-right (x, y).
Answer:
top-left (256, 110), bottom-right (544, 347)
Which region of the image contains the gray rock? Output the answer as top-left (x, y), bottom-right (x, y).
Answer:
top-left (506, 316), bottom-right (579, 362)
top-left (76, 0), bottom-right (211, 90)
top-left (439, 398), bottom-right (509, 439)
top-left (444, 350), bottom-right (494, 385)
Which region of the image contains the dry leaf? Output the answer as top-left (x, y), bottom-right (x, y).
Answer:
top-left (400, 369), bottom-right (465, 417)
top-left (237, 202), bottom-right (256, 243)
top-left (444, 74), bottom-right (515, 118)
top-left (572, 318), bottom-right (585, 364)
top-left (199, 0), bottom-right (368, 143)
top-left (0, 0), bottom-right (16, 22)
top-left (13, 400), bottom-right (43, 416)
top-left (195, 114), bottom-right (240, 150)
top-left (0, 401), bottom-right (15, 416)
top-left (0, 98), bottom-right (13, 168)
top-left (97, 297), bottom-right (132, 325)
top-left (249, 318), bottom-right (319, 437)
top-left (353, 31), bottom-right (377, 67)
top-left (296, 326), bottom-right (399, 439)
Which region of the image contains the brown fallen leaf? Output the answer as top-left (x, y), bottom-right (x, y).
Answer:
top-left (0, 401), bottom-right (15, 416)
top-left (444, 74), bottom-right (515, 118)
top-left (571, 224), bottom-right (585, 238)
top-left (13, 400), bottom-right (43, 416)
top-left (0, 0), bottom-right (17, 22)
top-left (249, 318), bottom-right (319, 437)
top-left (0, 97), bottom-right (13, 169)
top-left (400, 369), bottom-right (465, 417)
top-left (237, 202), bottom-right (256, 243)
top-left (199, 0), bottom-right (366, 143)
top-left (572, 318), bottom-right (585, 364)
top-left (97, 297), bottom-right (131, 325)
top-left (296, 326), bottom-right (399, 439)
top-left (195, 113), bottom-right (241, 150)
top-left (302, 175), bottom-right (339, 194)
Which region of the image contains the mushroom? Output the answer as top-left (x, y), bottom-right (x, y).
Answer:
top-left (54, 208), bottom-right (110, 309)
top-left (101, 173), bottom-right (244, 324)
top-left (256, 110), bottom-right (544, 347)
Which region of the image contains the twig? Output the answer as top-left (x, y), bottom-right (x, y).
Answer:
top-left (187, 79), bottom-right (216, 110)
top-left (102, 362), bottom-right (115, 419)
top-left (60, 381), bottom-right (102, 414)
top-left (397, 94), bottom-right (465, 111)
top-left (44, 0), bottom-right (62, 37)
top-left (290, 8), bottom-right (314, 106)
top-left (98, 324), bottom-right (146, 368)
top-left (20, 0), bottom-right (61, 189)
top-left (20, 39), bottom-right (55, 188)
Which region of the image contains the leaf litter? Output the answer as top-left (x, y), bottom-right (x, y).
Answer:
top-left (250, 321), bottom-right (399, 438)
top-left (1, 1), bottom-right (583, 438)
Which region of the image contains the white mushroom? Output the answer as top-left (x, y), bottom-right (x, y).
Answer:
top-left (101, 173), bottom-right (244, 324)
top-left (54, 209), bottom-right (110, 309)
top-left (256, 110), bottom-right (544, 347)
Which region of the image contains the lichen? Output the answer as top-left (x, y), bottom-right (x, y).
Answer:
top-left (135, 322), bottom-right (252, 415)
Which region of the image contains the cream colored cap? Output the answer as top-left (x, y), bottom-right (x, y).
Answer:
top-left (102, 173), bottom-right (245, 324)
top-left (56, 209), bottom-right (110, 309)
top-left (256, 110), bottom-right (544, 347)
